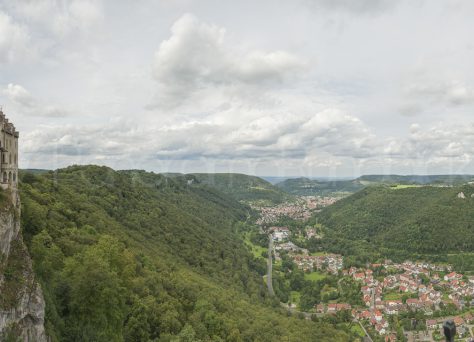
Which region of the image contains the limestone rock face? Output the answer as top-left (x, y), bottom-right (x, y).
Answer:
top-left (0, 191), bottom-right (47, 341)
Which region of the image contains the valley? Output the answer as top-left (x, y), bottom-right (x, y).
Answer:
top-left (250, 184), bottom-right (474, 342)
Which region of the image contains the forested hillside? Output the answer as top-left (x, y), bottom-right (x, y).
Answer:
top-left (357, 174), bottom-right (474, 185)
top-left (316, 185), bottom-right (474, 260)
top-left (275, 177), bottom-right (364, 196)
top-left (19, 166), bottom-right (348, 342)
top-left (189, 173), bottom-right (290, 204)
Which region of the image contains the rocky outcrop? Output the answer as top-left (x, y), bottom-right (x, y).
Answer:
top-left (0, 189), bottom-right (47, 341)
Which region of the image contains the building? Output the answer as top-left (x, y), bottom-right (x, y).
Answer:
top-left (0, 109), bottom-right (19, 188)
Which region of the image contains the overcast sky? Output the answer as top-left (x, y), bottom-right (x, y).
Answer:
top-left (1, 0), bottom-right (474, 177)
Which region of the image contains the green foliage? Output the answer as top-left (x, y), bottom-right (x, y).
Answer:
top-left (190, 173), bottom-right (291, 204)
top-left (20, 165), bottom-right (349, 342)
top-left (275, 177), bottom-right (364, 196)
top-left (357, 174), bottom-right (474, 185)
top-left (316, 185), bottom-right (474, 259)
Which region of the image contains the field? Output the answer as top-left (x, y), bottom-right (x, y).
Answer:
top-left (382, 290), bottom-right (404, 301)
top-left (243, 232), bottom-right (267, 259)
top-left (389, 184), bottom-right (422, 190)
top-left (304, 271), bottom-right (327, 281)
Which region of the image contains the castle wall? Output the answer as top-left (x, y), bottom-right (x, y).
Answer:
top-left (0, 110), bottom-right (19, 188)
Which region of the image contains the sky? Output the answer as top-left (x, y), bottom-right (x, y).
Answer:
top-left (1, 0), bottom-right (474, 177)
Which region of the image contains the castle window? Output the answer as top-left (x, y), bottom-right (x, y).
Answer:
top-left (3, 172), bottom-right (7, 183)
top-left (13, 173), bottom-right (16, 182)
top-left (9, 154), bottom-right (11, 164)
top-left (8, 172), bottom-right (11, 183)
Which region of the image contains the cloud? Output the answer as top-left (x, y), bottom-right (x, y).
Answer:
top-left (302, 0), bottom-right (398, 15)
top-left (2, 0), bottom-right (103, 38)
top-left (0, 11), bottom-right (32, 64)
top-left (2, 83), bottom-right (70, 117)
top-left (383, 122), bottom-right (474, 166)
top-left (402, 79), bottom-right (474, 111)
top-left (151, 14), bottom-right (306, 107)
top-left (3, 83), bottom-right (35, 107)
top-left (22, 107), bottom-right (380, 169)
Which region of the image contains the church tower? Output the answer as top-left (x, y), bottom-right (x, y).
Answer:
top-left (0, 108), bottom-right (19, 189)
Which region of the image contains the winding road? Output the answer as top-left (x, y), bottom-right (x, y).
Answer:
top-left (266, 235), bottom-right (275, 296)
top-left (265, 235), bottom-right (373, 341)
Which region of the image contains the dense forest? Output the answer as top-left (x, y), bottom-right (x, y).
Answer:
top-left (357, 174), bottom-right (474, 185)
top-left (274, 174), bottom-right (474, 196)
top-left (189, 173), bottom-right (290, 204)
top-left (19, 166), bottom-right (349, 342)
top-left (314, 185), bottom-right (474, 263)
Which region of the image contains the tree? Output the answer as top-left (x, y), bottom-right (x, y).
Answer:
top-left (61, 236), bottom-right (128, 341)
top-left (171, 324), bottom-right (201, 342)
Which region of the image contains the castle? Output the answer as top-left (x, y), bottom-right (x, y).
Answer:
top-left (0, 108), bottom-right (19, 188)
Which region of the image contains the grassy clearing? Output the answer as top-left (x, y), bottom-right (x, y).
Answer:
top-left (383, 291), bottom-right (404, 301)
top-left (243, 232), bottom-right (267, 259)
top-left (304, 271), bottom-right (327, 281)
top-left (349, 324), bottom-right (365, 337)
top-left (290, 291), bottom-right (301, 306)
top-left (389, 184), bottom-right (422, 190)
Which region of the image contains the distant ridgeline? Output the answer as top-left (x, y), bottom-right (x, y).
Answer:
top-left (314, 185), bottom-right (474, 267)
top-left (19, 165), bottom-right (349, 342)
top-left (168, 172), bottom-right (291, 204)
top-left (275, 177), bottom-right (364, 196)
top-left (357, 174), bottom-right (474, 185)
top-left (274, 174), bottom-right (474, 196)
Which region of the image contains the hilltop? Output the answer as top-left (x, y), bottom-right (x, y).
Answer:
top-left (275, 177), bottom-right (364, 196)
top-left (315, 185), bottom-right (474, 262)
top-left (189, 173), bottom-right (291, 204)
top-left (274, 174), bottom-right (474, 196)
top-left (357, 174), bottom-right (474, 185)
top-left (19, 165), bottom-right (348, 342)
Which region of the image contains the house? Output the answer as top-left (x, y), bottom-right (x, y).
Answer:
top-left (316, 304), bottom-right (325, 313)
top-left (464, 313), bottom-right (474, 324)
top-left (406, 298), bottom-right (420, 308)
top-left (327, 304), bottom-right (337, 313)
top-left (336, 303), bottom-right (351, 311)
top-left (444, 272), bottom-right (462, 282)
top-left (354, 272), bottom-right (365, 281)
top-left (385, 334), bottom-right (396, 342)
top-left (426, 319), bottom-right (439, 329)
top-left (363, 295), bottom-right (371, 307)
top-left (375, 324), bottom-right (386, 335)
top-left (361, 286), bottom-right (371, 295)
top-left (453, 316), bottom-right (465, 326)
top-left (374, 310), bottom-right (383, 322)
top-left (360, 310), bottom-right (371, 320)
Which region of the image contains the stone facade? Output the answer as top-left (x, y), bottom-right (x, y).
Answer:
top-left (0, 109), bottom-right (19, 189)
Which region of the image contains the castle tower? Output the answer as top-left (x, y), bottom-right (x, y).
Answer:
top-left (0, 108), bottom-right (19, 189)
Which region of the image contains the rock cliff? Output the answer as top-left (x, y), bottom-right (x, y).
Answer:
top-left (0, 189), bottom-right (46, 341)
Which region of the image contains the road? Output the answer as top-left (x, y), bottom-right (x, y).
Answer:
top-left (265, 236), bottom-right (373, 341)
top-left (266, 235), bottom-right (275, 296)
top-left (358, 322), bottom-right (373, 342)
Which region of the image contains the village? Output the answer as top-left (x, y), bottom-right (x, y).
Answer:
top-left (254, 196), bottom-right (338, 225)
top-left (254, 198), bottom-right (474, 342)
